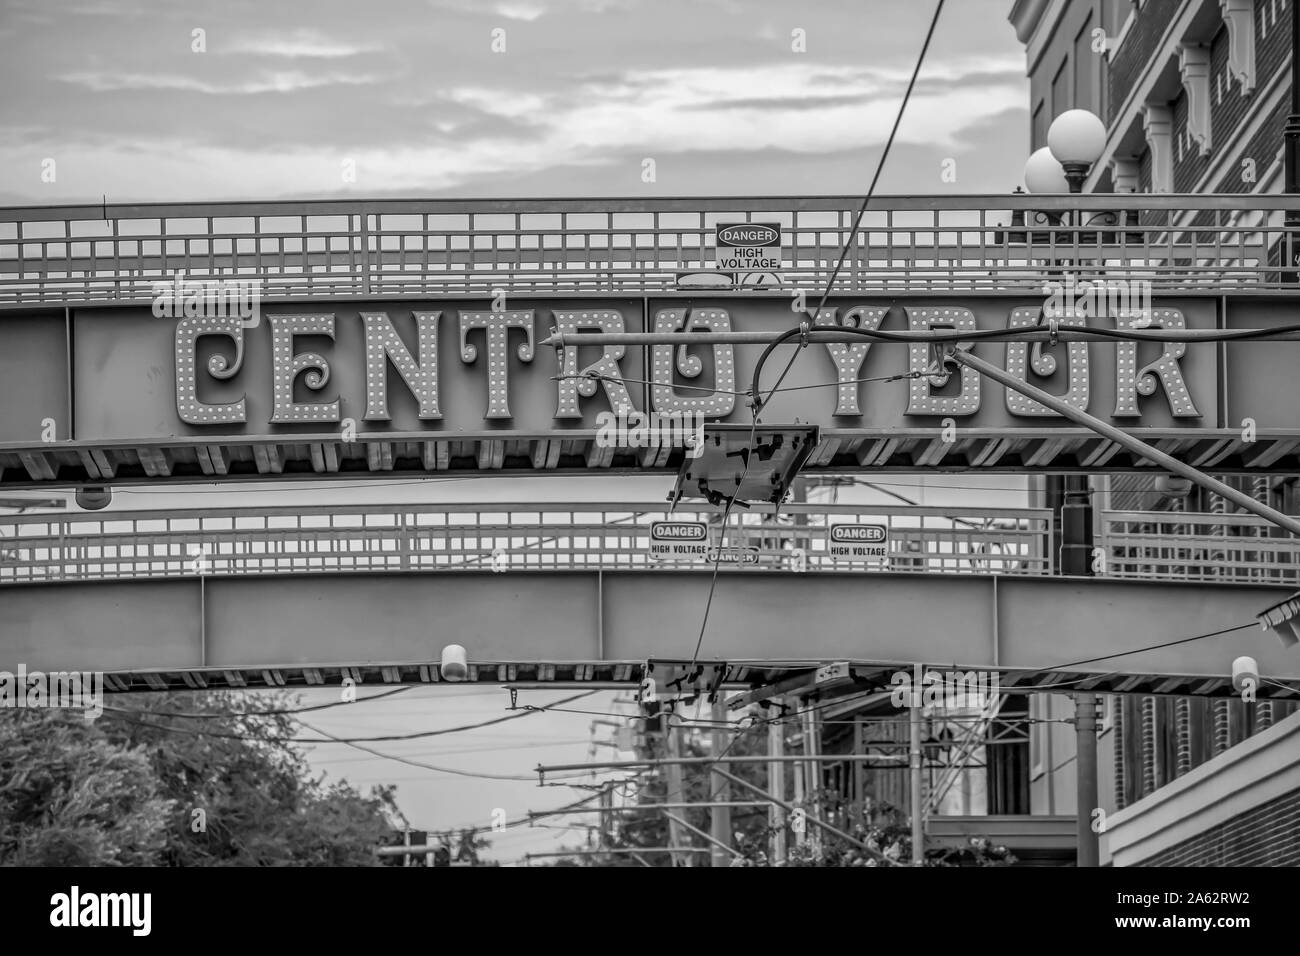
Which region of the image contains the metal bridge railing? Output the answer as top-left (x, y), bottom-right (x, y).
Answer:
top-left (1098, 510), bottom-right (1300, 586)
top-left (0, 502), bottom-right (1052, 583)
top-left (1, 194), bottom-right (1297, 303)
top-left (5, 503), bottom-right (1298, 586)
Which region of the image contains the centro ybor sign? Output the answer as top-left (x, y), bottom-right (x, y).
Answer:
top-left (163, 300), bottom-right (1206, 431)
top-left (715, 222), bottom-right (781, 271)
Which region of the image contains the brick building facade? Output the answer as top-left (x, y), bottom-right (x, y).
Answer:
top-left (1010, 0), bottom-right (1300, 864)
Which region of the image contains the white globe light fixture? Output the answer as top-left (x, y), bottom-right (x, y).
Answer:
top-left (1023, 146), bottom-right (1069, 194)
top-left (75, 486), bottom-right (112, 510)
top-left (440, 643), bottom-right (469, 681)
top-left (1046, 109), bottom-right (1107, 192)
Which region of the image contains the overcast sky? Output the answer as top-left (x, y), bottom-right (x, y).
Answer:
top-left (1, 0), bottom-right (1032, 863)
top-left (1, 0), bottom-right (1029, 203)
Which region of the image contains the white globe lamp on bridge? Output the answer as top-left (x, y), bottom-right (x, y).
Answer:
top-left (75, 486), bottom-right (112, 510)
top-left (1022, 146), bottom-right (1070, 194)
top-left (440, 643), bottom-right (469, 681)
top-left (1045, 108), bottom-right (1108, 192)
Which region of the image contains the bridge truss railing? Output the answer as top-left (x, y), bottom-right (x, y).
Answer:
top-left (0, 502), bottom-right (1052, 583)
top-left (1100, 510), bottom-right (1300, 586)
top-left (2, 194), bottom-right (1297, 302)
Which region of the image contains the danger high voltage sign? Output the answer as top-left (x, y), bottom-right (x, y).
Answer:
top-left (715, 222), bottom-right (782, 272)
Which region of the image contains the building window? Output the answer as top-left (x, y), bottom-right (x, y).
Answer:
top-left (1074, 15), bottom-right (1097, 115)
top-left (1052, 58), bottom-right (1070, 119)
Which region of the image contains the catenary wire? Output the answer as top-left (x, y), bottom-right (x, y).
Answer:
top-left (684, 0), bottom-right (947, 679)
top-left (105, 690), bottom-right (597, 745)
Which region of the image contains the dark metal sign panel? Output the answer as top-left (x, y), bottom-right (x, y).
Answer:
top-left (0, 294), bottom-right (1296, 484)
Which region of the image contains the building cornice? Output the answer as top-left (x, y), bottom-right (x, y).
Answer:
top-left (1023, 0), bottom-right (1070, 73)
top-left (1008, 0), bottom-right (1051, 44)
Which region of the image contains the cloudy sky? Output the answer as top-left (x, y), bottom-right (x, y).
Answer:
top-left (1, 0), bottom-right (1029, 203)
top-left (1, 0), bottom-right (1033, 862)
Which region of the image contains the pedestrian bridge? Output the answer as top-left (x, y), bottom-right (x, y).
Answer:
top-left (4, 194), bottom-right (1300, 489)
top-left (3, 502), bottom-right (1297, 698)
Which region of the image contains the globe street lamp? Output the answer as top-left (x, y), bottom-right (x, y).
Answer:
top-left (1027, 118), bottom-right (1111, 869)
top-left (1045, 108), bottom-right (1108, 193)
top-left (1012, 108), bottom-right (1135, 241)
top-left (1023, 146), bottom-right (1069, 195)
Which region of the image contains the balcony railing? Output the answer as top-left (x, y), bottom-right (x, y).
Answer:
top-left (1, 194), bottom-right (1297, 303)
top-left (0, 501), bottom-right (1051, 583)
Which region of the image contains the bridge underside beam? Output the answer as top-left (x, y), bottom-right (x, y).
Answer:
top-left (5, 430), bottom-right (1300, 490)
top-left (2, 571), bottom-right (1297, 697)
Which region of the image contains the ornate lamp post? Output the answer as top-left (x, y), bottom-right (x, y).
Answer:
top-left (1034, 108), bottom-right (1108, 869)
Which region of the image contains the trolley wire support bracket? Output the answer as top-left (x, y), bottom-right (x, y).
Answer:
top-left (668, 423), bottom-right (820, 510)
top-left (941, 344), bottom-right (1300, 537)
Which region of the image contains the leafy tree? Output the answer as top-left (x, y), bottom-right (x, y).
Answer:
top-left (97, 691), bottom-right (398, 867)
top-left (0, 691), bottom-right (400, 867)
top-left (0, 709), bottom-right (171, 866)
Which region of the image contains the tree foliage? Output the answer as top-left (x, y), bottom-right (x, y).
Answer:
top-left (0, 692), bottom-right (399, 867)
top-left (0, 709), bottom-right (170, 866)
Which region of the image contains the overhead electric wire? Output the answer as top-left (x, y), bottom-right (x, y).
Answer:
top-left (682, 0), bottom-right (947, 681)
top-left (555, 368), bottom-right (923, 402)
top-left (310, 737), bottom-right (593, 766)
top-left (110, 476), bottom-right (486, 494)
top-left (748, 322), bottom-right (1300, 418)
top-left (1041, 622), bottom-right (1257, 670)
top-left (298, 720), bottom-right (596, 782)
top-left (552, 372), bottom-right (750, 397)
top-left (107, 690), bottom-right (598, 745)
top-left (101, 685), bottom-right (415, 719)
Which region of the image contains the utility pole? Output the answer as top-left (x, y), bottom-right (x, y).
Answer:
top-left (1074, 693), bottom-right (1100, 867)
top-left (709, 698), bottom-right (732, 867)
top-left (768, 699), bottom-right (787, 862)
top-left (802, 704), bottom-right (822, 856)
top-left (791, 703), bottom-right (807, 849)
top-left (910, 698), bottom-right (925, 865)
top-left (598, 783), bottom-right (613, 851)
top-left (663, 721), bottom-right (690, 867)
top-left (791, 476), bottom-right (809, 556)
